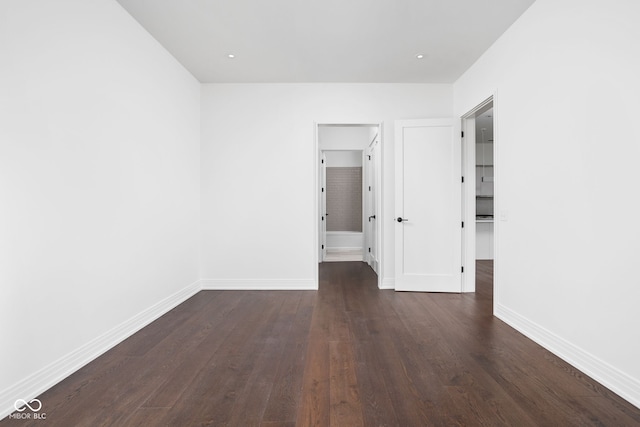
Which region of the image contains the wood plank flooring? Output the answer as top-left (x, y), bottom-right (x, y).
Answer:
top-left (3, 261), bottom-right (639, 426)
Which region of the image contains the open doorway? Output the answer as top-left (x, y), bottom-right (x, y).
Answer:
top-left (323, 150), bottom-right (364, 262)
top-left (316, 123), bottom-right (381, 280)
top-left (462, 97), bottom-right (495, 298)
top-left (475, 108), bottom-right (494, 261)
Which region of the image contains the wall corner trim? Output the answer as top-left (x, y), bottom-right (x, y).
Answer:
top-left (495, 303), bottom-right (640, 409)
top-left (0, 280), bottom-right (201, 420)
top-left (200, 279), bottom-right (317, 291)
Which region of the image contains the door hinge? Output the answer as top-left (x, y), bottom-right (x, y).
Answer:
top-left (322, 216), bottom-right (324, 221)
top-left (321, 159), bottom-right (324, 164)
top-left (322, 187), bottom-right (324, 192)
top-left (368, 155), bottom-right (371, 160)
top-left (322, 244), bottom-right (324, 249)
top-left (461, 266), bottom-right (464, 273)
top-left (462, 221), bottom-right (464, 228)
top-left (461, 176), bottom-right (464, 183)
top-left (461, 131), bottom-right (464, 138)
top-left (368, 247), bottom-right (371, 253)
top-left (369, 186), bottom-right (372, 191)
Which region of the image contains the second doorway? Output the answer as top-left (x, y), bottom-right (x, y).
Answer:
top-left (318, 124), bottom-right (380, 276)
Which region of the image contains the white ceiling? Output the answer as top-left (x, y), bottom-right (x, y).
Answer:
top-left (115, 0), bottom-right (535, 83)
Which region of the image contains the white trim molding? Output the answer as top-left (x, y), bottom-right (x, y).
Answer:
top-left (201, 279), bottom-right (317, 291)
top-left (380, 277), bottom-right (395, 290)
top-left (0, 280), bottom-right (201, 420)
top-left (495, 303), bottom-right (640, 409)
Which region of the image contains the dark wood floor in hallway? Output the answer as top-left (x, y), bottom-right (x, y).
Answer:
top-left (3, 261), bottom-right (639, 426)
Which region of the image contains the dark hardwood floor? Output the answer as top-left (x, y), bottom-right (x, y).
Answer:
top-left (3, 261), bottom-right (639, 426)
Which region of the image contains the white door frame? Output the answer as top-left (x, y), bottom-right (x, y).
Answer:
top-left (461, 94), bottom-right (497, 296)
top-left (365, 133), bottom-right (381, 274)
top-left (320, 152), bottom-right (327, 262)
top-left (314, 122), bottom-right (384, 289)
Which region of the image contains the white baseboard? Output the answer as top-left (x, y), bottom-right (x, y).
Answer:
top-left (0, 280), bottom-right (201, 420)
top-left (495, 303), bottom-right (640, 409)
top-left (380, 277), bottom-right (395, 289)
top-left (201, 279), bottom-right (317, 290)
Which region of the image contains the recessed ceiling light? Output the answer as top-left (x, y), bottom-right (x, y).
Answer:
top-left (227, 54), bottom-right (235, 59)
top-left (415, 54), bottom-right (425, 59)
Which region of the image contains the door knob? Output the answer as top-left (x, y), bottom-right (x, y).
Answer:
top-left (369, 215), bottom-right (376, 222)
top-left (397, 217), bottom-right (408, 223)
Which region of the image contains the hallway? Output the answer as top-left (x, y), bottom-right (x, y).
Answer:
top-left (4, 262), bottom-right (639, 426)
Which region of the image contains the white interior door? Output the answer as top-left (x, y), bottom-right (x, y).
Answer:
top-left (395, 119), bottom-right (462, 292)
top-left (320, 152), bottom-right (327, 261)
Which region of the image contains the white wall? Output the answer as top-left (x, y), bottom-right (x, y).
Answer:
top-left (200, 84), bottom-right (452, 288)
top-left (0, 0), bottom-right (201, 414)
top-left (454, 0), bottom-right (640, 407)
top-left (319, 126), bottom-right (372, 151)
top-left (324, 151), bottom-right (363, 167)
